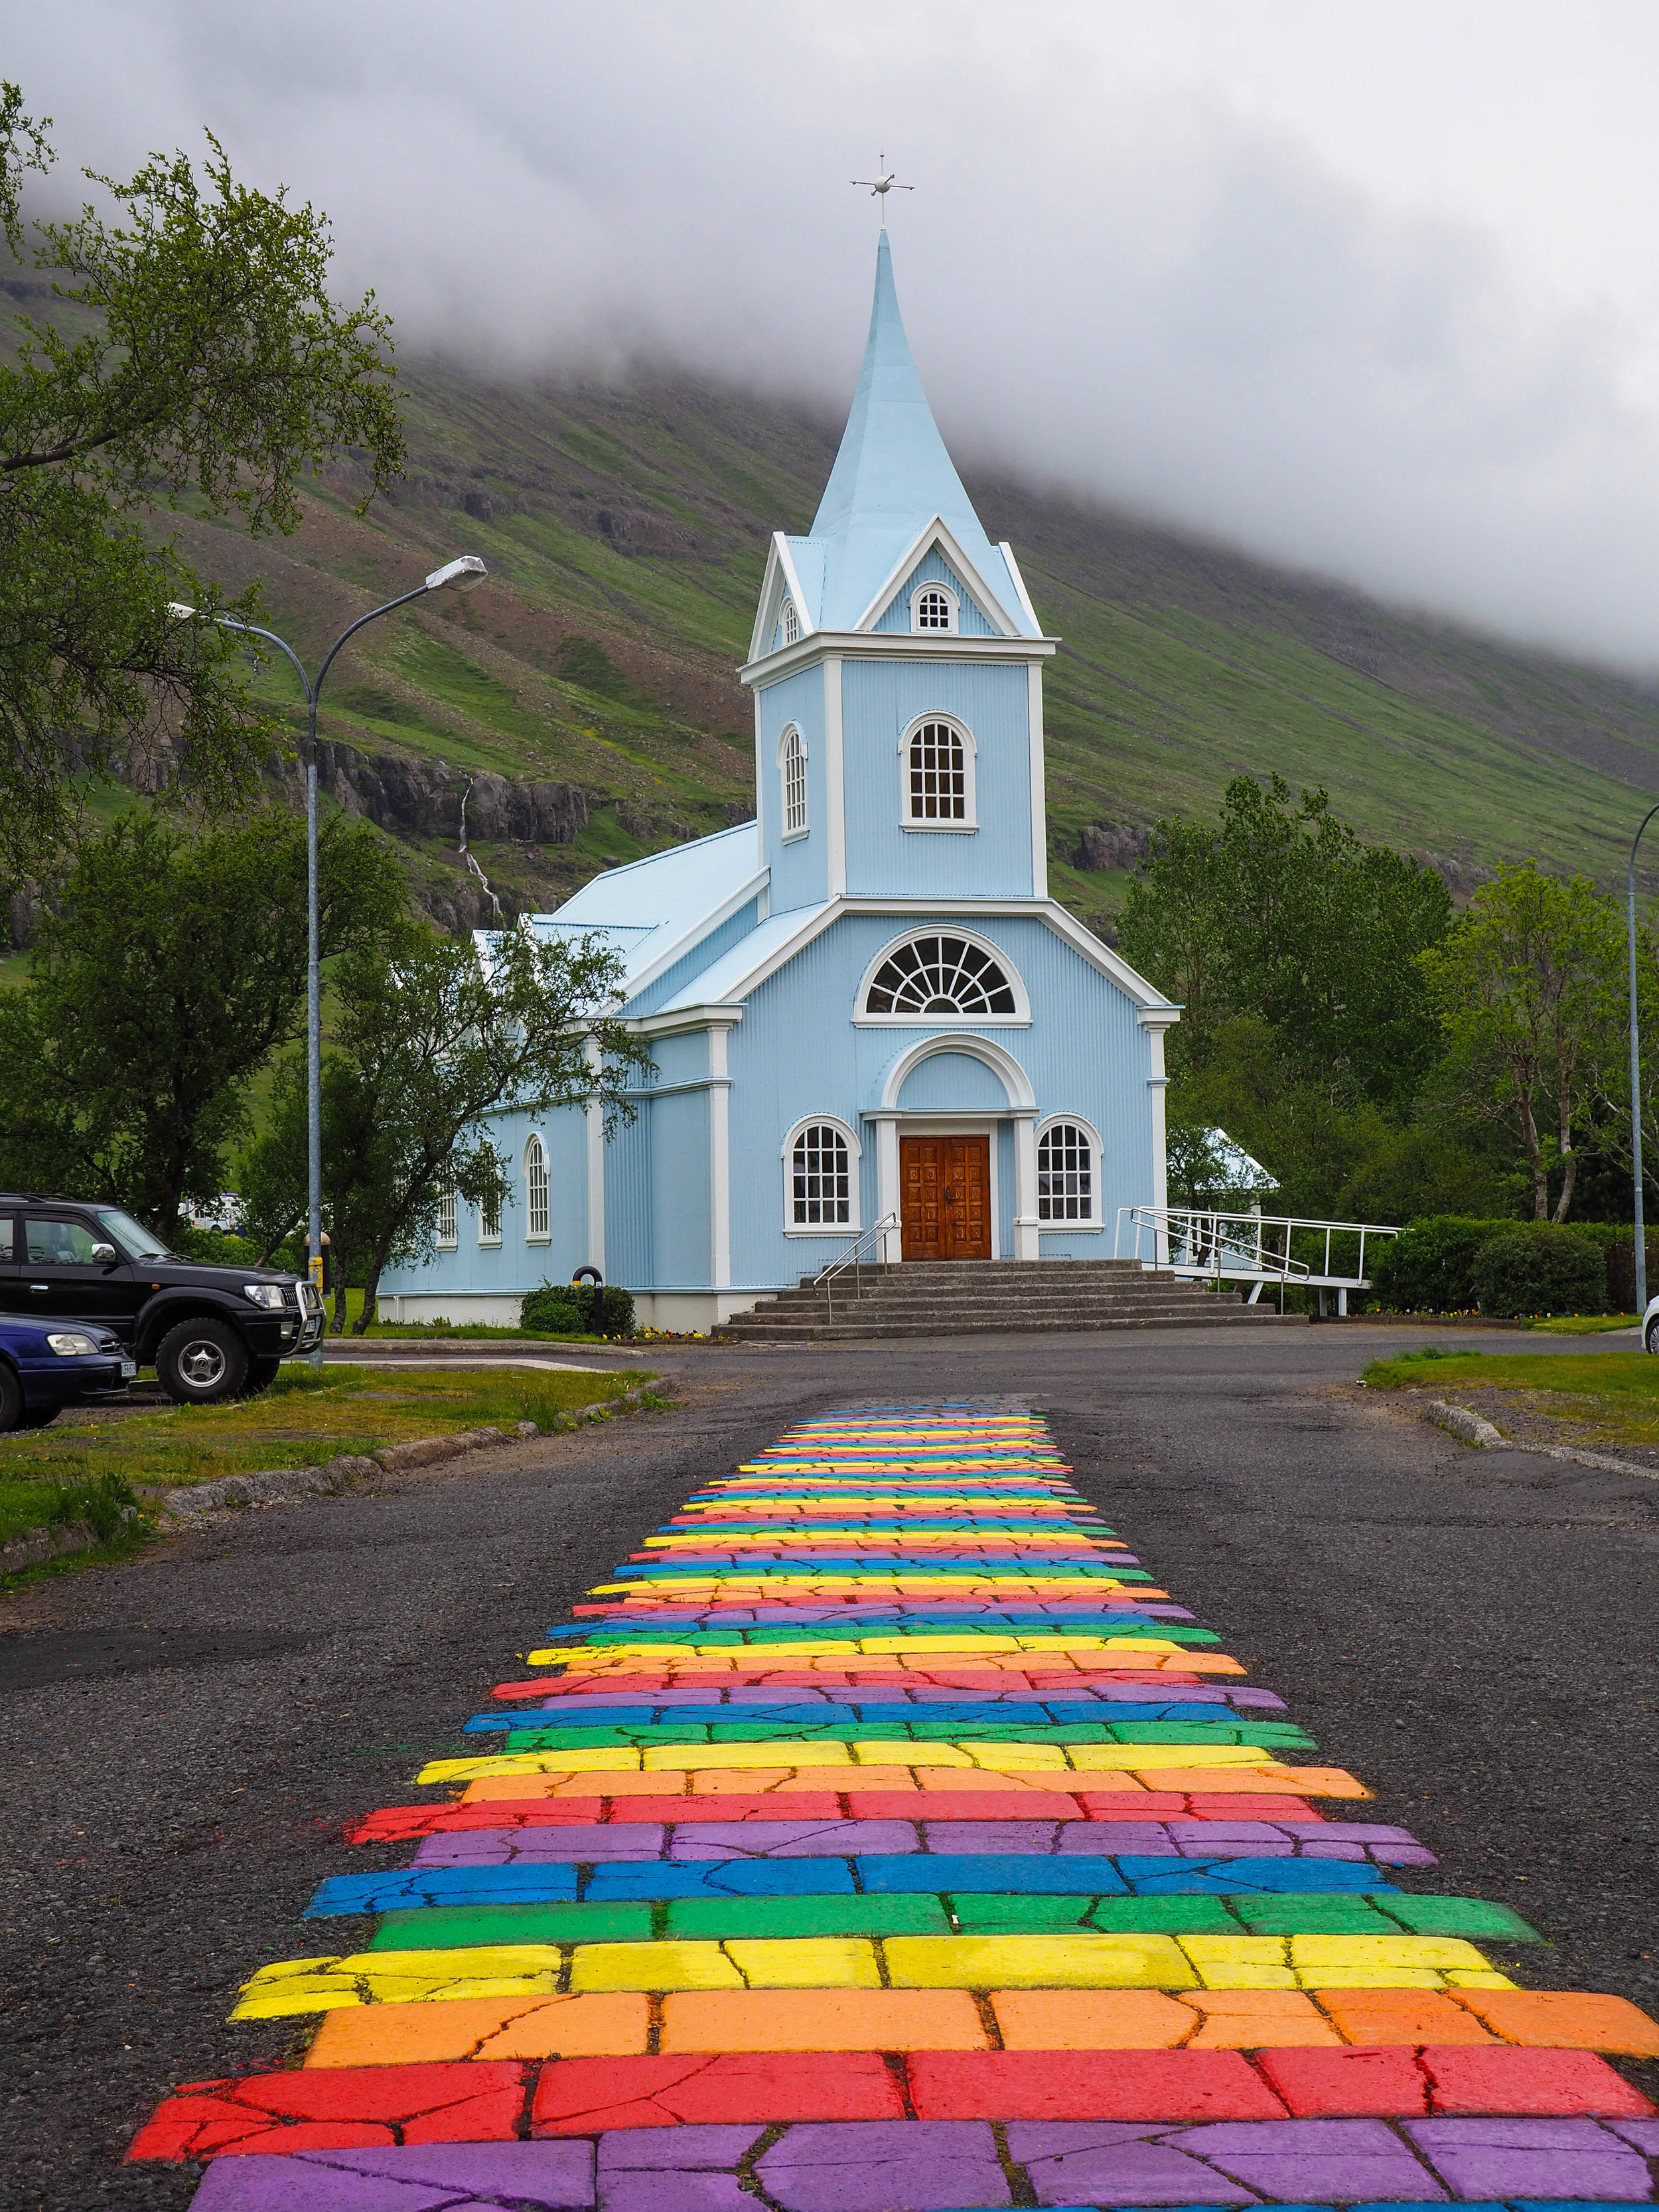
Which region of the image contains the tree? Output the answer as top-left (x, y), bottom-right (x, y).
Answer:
top-left (1419, 861), bottom-right (1626, 1222)
top-left (0, 810), bottom-right (406, 1238)
top-left (0, 85), bottom-right (405, 879)
top-left (240, 921), bottom-right (654, 1331)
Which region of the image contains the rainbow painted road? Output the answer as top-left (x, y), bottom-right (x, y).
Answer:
top-left (132, 1403), bottom-right (1659, 2209)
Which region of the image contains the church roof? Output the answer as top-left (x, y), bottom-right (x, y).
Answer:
top-left (516, 822), bottom-right (764, 998)
top-left (793, 233), bottom-right (1037, 639)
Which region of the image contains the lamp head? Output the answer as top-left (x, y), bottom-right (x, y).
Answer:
top-left (167, 601), bottom-right (196, 619)
top-left (425, 555), bottom-right (488, 593)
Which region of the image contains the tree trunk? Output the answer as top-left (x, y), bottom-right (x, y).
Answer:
top-left (1551, 1078), bottom-right (1578, 1222)
top-left (1516, 1093), bottom-right (1549, 1219)
top-left (354, 1254), bottom-right (386, 1335)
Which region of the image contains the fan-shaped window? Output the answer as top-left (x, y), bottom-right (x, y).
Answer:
top-left (912, 585), bottom-right (954, 632)
top-left (524, 1134), bottom-right (549, 1240)
top-left (437, 1189), bottom-right (458, 1248)
top-left (479, 1186), bottom-right (502, 1244)
top-left (863, 933), bottom-right (1018, 1017)
top-left (906, 719), bottom-right (969, 823)
top-left (1037, 1121), bottom-right (1094, 1222)
top-left (780, 595), bottom-right (800, 646)
top-left (780, 724), bottom-right (808, 839)
top-left (790, 1122), bottom-right (851, 1225)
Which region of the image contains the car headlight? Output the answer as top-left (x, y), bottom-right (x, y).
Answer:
top-left (47, 1332), bottom-right (100, 1357)
top-left (243, 1284), bottom-right (285, 1309)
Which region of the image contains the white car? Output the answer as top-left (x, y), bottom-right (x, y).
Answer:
top-left (1644, 1293), bottom-right (1659, 1352)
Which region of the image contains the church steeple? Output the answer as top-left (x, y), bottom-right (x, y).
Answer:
top-left (804, 234), bottom-right (1037, 638)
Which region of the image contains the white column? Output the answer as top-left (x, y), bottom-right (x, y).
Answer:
top-left (1013, 1111), bottom-right (1040, 1260)
top-left (753, 688), bottom-right (766, 871)
top-left (1139, 1011), bottom-right (1177, 1268)
top-left (824, 654), bottom-right (847, 898)
top-left (875, 1116), bottom-right (901, 1262)
top-left (708, 1023), bottom-right (732, 1291)
top-left (584, 1038), bottom-right (606, 1277)
top-left (1027, 660), bottom-right (1048, 901)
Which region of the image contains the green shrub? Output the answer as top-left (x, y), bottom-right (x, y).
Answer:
top-left (520, 1282), bottom-right (636, 1337)
top-left (1471, 1225), bottom-right (1607, 1318)
top-left (1597, 1234), bottom-right (1659, 1313)
top-left (1368, 1217), bottom-right (1514, 1312)
top-left (172, 1224), bottom-right (261, 1266)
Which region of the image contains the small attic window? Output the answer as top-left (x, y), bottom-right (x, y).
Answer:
top-left (912, 583), bottom-right (956, 634)
top-left (780, 595), bottom-right (800, 646)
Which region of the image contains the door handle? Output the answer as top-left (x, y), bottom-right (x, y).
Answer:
top-left (29, 1284), bottom-right (49, 1293)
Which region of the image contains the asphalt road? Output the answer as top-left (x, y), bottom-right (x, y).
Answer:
top-left (2, 1320), bottom-right (1656, 2210)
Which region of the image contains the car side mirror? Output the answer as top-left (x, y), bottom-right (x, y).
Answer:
top-left (91, 1242), bottom-right (119, 1265)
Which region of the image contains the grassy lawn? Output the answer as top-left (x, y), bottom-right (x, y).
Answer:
top-left (315, 1289), bottom-right (624, 1343)
top-left (1362, 1344), bottom-right (1659, 1449)
top-left (0, 1362), bottom-right (643, 1498)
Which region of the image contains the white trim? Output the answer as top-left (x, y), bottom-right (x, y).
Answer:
top-left (739, 630), bottom-right (1056, 686)
top-left (853, 924), bottom-right (1030, 1027)
top-left (824, 657), bottom-right (846, 897)
top-left (1035, 1112), bottom-right (1104, 1231)
top-left (584, 1037), bottom-right (606, 1275)
top-left (851, 516), bottom-right (1020, 640)
top-left (875, 1032), bottom-right (1037, 1114)
top-left (523, 1131), bottom-right (550, 1243)
top-left (709, 1023), bottom-right (731, 1290)
top-left (899, 711), bottom-right (977, 834)
top-left (909, 579), bottom-right (959, 635)
top-left (753, 688), bottom-right (765, 871)
top-left (777, 722), bottom-right (808, 842)
top-left (1027, 662), bottom-right (1048, 900)
top-left (436, 1189), bottom-right (459, 1250)
top-left (617, 870), bottom-right (770, 1004)
top-left (633, 1003), bottom-right (747, 1041)
top-left (1140, 1011), bottom-right (1173, 1265)
top-left (747, 532), bottom-right (814, 664)
top-left (780, 1114), bottom-right (863, 1236)
top-left (999, 540), bottom-right (1043, 636)
top-left (1013, 1113), bottom-right (1041, 1260)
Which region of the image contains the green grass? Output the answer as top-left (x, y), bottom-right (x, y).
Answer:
top-left (1362, 1345), bottom-right (1659, 1447)
top-left (319, 1287), bottom-right (627, 1343)
top-left (0, 1362), bottom-right (644, 1492)
top-left (0, 1470), bottom-right (151, 1544)
top-left (1526, 1313), bottom-right (1642, 1335)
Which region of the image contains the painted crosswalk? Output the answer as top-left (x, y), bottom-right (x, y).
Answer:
top-left (130, 1403), bottom-right (1659, 2207)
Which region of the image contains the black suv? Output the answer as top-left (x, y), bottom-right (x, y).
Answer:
top-left (0, 1197), bottom-right (325, 1404)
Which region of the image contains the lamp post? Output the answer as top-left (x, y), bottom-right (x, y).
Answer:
top-left (1628, 800), bottom-right (1659, 1319)
top-left (169, 556), bottom-right (486, 1357)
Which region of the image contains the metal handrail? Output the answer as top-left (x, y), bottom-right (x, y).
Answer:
top-left (1114, 1205), bottom-right (1399, 1290)
top-left (813, 1214), bottom-right (901, 1321)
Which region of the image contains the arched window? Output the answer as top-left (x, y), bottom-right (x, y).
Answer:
top-left (912, 584), bottom-right (955, 632)
top-left (437, 1189), bottom-right (458, 1248)
top-left (478, 1186), bottom-right (502, 1244)
top-left (780, 595), bottom-right (800, 646)
top-left (790, 1122), bottom-right (852, 1226)
top-left (780, 724), bottom-right (808, 839)
top-left (904, 717), bottom-right (972, 826)
top-left (1037, 1120), bottom-right (1096, 1223)
top-left (863, 932), bottom-right (1019, 1017)
top-left (524, 1134), bottom-right (549, 1240)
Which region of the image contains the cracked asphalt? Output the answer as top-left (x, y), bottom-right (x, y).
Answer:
top-left (2, 1321), bottom-right (1656, 2211)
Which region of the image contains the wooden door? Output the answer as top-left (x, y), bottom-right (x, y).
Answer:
top-left (900, 1135), bottom-right (991, 1260)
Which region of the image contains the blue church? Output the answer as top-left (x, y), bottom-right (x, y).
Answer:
top-left (378, 236), bottom-right (1179, 1331)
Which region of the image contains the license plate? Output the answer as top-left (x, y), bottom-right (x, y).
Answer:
top-left (120, 1360), bottom-right (136, 1378)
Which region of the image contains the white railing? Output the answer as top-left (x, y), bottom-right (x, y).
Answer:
top-left (813, 1215), bottom-right (901, 1322)
top-left (1115, 1207), bottom-right (1400, 1309)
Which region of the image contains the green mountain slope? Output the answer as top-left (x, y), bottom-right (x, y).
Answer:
top-left (156, 354), bottom-right (1659, 933)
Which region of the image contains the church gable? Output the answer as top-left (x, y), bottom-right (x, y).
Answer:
top-left (871, 544), bottom-right (999, 636)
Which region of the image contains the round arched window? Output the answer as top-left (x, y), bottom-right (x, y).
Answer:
top-left (906, 719), bottom-right (968, 822)
top-left (1037, 1122), bottom-right (1094, 1222)
top-left (913, 585), bottom-right (954, 632)
top-left (780, 595), bottom-right (800, 646)
top-left (524, 1134), bottom-right (550, 1240)
top-left (791, 1123), bottom-right (851, 1224)
top-left (863, 933), bottom-right (1018, 1017)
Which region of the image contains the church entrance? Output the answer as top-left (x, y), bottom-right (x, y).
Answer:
top-left (899, 1134), bottom-right (991, 1261)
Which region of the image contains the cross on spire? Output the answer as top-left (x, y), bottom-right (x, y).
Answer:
top-left (851, 152), bottom-right (914, 226)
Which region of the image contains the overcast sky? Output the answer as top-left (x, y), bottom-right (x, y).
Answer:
top-left (13, 1), bottom-right (1659, 668)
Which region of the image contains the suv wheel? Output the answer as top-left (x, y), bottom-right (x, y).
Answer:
top-left (0, 1364), bottom-right (21, 1433)
top-left (1648, 1320), bottom-right (1659, 1357)
top-left (156, 1317), bottom-right (248, 1405)
top-left (242, 1355), bottom-right (282, 1398)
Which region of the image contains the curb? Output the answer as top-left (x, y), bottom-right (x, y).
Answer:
top-left (1424, 1396), bottom-right (1657, 1483)
top-left (0, 1520), bottom-right (100, 1574)
top-left (158, 1380), bottom-right (670, 1519)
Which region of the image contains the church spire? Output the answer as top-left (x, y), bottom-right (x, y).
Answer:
top-left (810, 232), bottom-right (1021, 634)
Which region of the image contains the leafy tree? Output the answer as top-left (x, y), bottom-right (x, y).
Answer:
top-left (0, 809), bottom-right (406, 1238)
top-left (1419, 861), bottom-right (1626, 1222)
top-left (0, 84), bottom-right (404, 878)
top-left (240, 921), bottom-right (653, 1331)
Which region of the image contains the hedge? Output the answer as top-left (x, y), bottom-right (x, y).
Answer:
top-left (1469, 1225), bottom-right (1607, 1318)
top-left (1370, 1213), bottom-right (1638, 1316)
top-left (520, 1282), bottom-right (636, 1337)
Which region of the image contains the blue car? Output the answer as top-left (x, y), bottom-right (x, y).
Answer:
top-left (0, 1315), bottom-right (134, 1433)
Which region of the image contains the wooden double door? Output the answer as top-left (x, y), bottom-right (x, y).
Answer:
top-left (900, 1134), bottom-right (991, 1261)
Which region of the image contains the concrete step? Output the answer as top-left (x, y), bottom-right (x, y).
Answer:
top-left (723, 1309), bottom-right (1284, 1340)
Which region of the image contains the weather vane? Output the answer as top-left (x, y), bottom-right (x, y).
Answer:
top-left (851, 153), bottom-right (914, 226)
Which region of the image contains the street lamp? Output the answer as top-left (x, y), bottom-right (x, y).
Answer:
top-left (169, 555), bottom-right (487, 1357)
top-left (1628, 800), bottom-right (1659, 1318)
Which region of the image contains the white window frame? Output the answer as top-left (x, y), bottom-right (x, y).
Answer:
top-left (778, 723), bottom-right (808, 842)
top-left (524, 1132), bottom-right (550, 1242)
top-left (853, 926), bottom-right (1031, 1027)
top-left (1035, 1114), bottom-right (1104, 1230)
top-left (779, 594), bottom-right (800, 647)
top-left (910, 580), bottom-right (960, 634)
top-left (478, 1185), bottom-right (502, 1246)
top-left (436, 1189), bottom-right (459, 1249)
top-left (899, 713), bottom-right (977, 832)
top-left (780, 1114), bottom-right (863, 1236)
